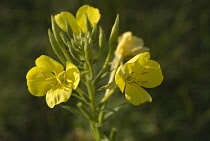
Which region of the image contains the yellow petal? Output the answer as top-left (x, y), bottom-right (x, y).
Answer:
top-left (66, 61), bottom-right (79, 71)
top-left (26, 67), bottom-right (57, 96)
top-left (136, 60), bottom-right (163, 88)
top-left (35, 55), bottom-right (63, 75)
top-left (126, 53), bottom-right (140, 64)
top-left (65, 61), bottom-right (80, 89)
top-left (130, 46), bottom-right (149, 56)
top-left (115, 66), bottom-right (126, 92)
top-left (115, 32), bottom-right (147, 57)
top-left (54, 12), bottom-right (80, 33)
top-left (123, 62), bottom-right (134, 75)
top-left (135, 52), bottom-right (150, 66)
top-left (125, 84), bottom-right (152, 105)
top-left (46, 86), bottom-right (72, 108)
top-left (76, 5), bottom-right (100, 32)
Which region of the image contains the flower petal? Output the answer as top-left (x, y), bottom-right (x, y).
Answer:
top-left (135, 52), bottom-right (150, 66)
top-left (65, 61), bottom-right (80, 89)
top-left (26, 67), bottom-right (57, 96)
top-left (123, 62), bottom-right (134, 74)
top-left (76, 5), bottom-right (100, 32)
top-left (130, 46), bottom-right (149, 56)
top-left (115, 66), bottom-right (126, 92)
top-left (115, 32), bottom-right (147, 57)
top-left (66, 61), bottom-right (79, 71)
top-left (137, 60), bottom-right (163, 88)
top-left (125, 84), bottom-right (152, 105)
top-left (35, 55), bottom-right (63, 75)
top-left (125, 53), bottom-right (140, 64)
top-left (54, 12), bottom-right (80, 33)
top-left (46, 86), bottom-right (72, 108)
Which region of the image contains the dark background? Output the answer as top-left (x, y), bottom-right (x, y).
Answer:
top-left (1, 0), bottom-right (210, 140)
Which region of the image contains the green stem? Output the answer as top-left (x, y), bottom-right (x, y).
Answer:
top-left (109, 128), bottom-right (117, 141)
top-left (89, 63), bottom-right (94, 79)
top-left (77, 102), bottom-right (93, 120)
top-left (93, 45), bottom-right (113, 86)
top-left (75, 87), bottom-right (91, 103)
top-left (98, 103), bottom-right (106, 124)
top-left (84, 63), bottom-right (96, 116)
top-left (90, 121), bottom-right (103, 140)
top-left (71, 94), bottom-right (86, 102)
top-left (84, 62), bottom-right (105, 140)
top-left (90, 122), bottom-right (97, 139)
top-left (101, 88), bottom-right (116, 103)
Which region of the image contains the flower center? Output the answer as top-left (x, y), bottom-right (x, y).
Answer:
top-left (56, 71), bottom-right (66, 84)
top-left (125, 69), bottom-right (148, 86)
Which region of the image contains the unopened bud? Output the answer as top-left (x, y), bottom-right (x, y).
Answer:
top-left (51, 15), bottom-right (64, 48)
top-left (84, 41), bottom-right (93, 64)
top-left (65, 20), bottom-right (73, 39)
top-left (90, 24), bottom-right (99, 46)
top-left (84, 14), bottom-right (92, 33)
top-left (66, 41), bottom-right (82, 62)
top-left (48, 29), bottom-right (65, 64)
top-left (109, 15), bottom-right (119, 51)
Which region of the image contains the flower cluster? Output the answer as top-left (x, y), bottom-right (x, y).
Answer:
top-left (26, 5), bottom-right (163, 108)
top-left (26, 4), bottom-right (164, 141)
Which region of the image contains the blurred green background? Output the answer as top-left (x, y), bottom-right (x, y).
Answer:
top-left (1, 0), bottom-right (210, 140)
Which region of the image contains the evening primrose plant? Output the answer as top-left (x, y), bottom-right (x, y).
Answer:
top-left (26, 5), bottom-right (163, 140)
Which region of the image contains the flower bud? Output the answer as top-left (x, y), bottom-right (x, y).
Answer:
top-left (51, 15), bottom-right (64, 48)
top-left (65, 20), bottom-right (73, 39)
top-left (66, 41), bottom-right (82, 62)
top-left (94, 27), bottom-right (105, 62)
top-left (84, 40), bottom-right (93, 64)
top-left (48, 29), bottom-right (65, 64)
top-left (84, 13), bottom-right (92, 33)
top-left (99, 27), bottom-right (106, 50)
top-left (109, 15), bottom-right (119, 51)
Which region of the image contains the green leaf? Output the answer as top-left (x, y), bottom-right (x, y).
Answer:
top-left (97, 81), bottom-right (117, 91)
top-left (60, 105), bottom-right (85, 118)
top-left (101, 108), bottom-right (116, 113)
top-left (104, 101), bottom-right (127, 120)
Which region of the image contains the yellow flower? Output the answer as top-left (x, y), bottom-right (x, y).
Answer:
top-left (115, 31), bottom-right (149, 58)
top-left (115, 52), bottom-right (163, 105)
top-left (54, 5), bottom-right (100, 33)
top-left (26, 55), bottom-right (80, 108)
